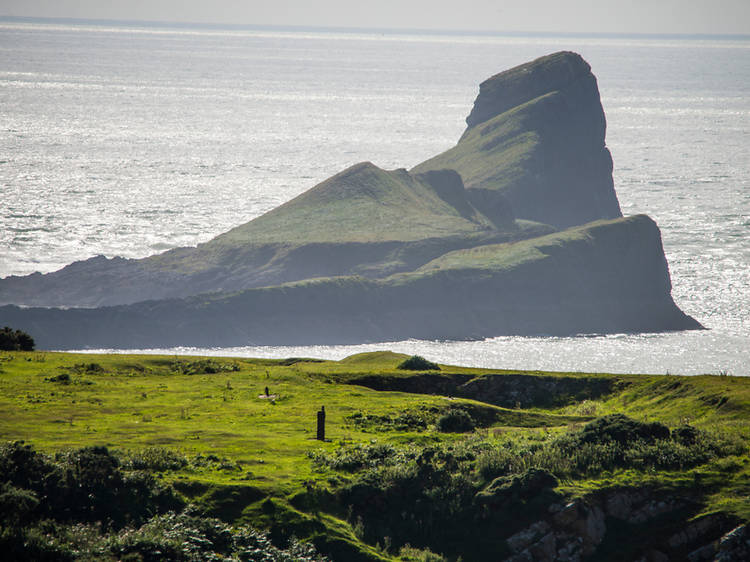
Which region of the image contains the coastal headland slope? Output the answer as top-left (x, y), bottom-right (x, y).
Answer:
top-left (0, 51), bottom-right (700, 348)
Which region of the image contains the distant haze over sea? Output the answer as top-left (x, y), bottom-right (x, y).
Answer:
top-left (1, 19), bottom-right (748, 375)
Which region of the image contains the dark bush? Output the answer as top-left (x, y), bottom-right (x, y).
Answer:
top-left (126, 447), bottom-right (188, 471)
top-left (672, 424), bottom-right (700, 445)
top-left (0, 442), bottom-right (183, 530)
top-left (170, 358), bottom-right (240, 375)
top-left (318, 417), bottom-right (744, 560)
top-left (397, 355), bottom-right (440, 371)
top-left (108, 511), bottom-right (327, 561)
top-left (309, 442), bottom-right (402, 472)
top-left (436, 409), bottom-right (475, 433)
top-left (0, 510), bottom-right (328, 562)
top-left (0, 442), bottom-right (328, 561)
top-left (0, 441), bottom-right (58, 492)
top-left (0, 483), bottom-right (39, 526)
top-left (0, 327), bottom-right (35, 351)
top-left (574, 414), bottom-right (670, 445)
top-left (0, 525), bottom-right (74, 562)
top-left (475, 468), bottom-right (558, 507)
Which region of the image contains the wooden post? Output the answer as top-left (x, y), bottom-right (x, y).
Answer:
top-left (316, 406), bottom-right (326, 441)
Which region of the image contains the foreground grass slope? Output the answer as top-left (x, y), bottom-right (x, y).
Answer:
top-left (1, 350), bottom-right (748, 560)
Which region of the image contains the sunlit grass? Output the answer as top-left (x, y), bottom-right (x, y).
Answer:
top-left (1, 348), bottom-right (748, 557)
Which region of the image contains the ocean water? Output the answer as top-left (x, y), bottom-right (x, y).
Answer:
top-left (1, 20), bottom-right (748, 375)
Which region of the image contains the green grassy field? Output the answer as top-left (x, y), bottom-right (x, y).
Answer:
top-left (1, 349), bottom-right (748, 560)
top-left (0, 351), bottom-right (589, 487)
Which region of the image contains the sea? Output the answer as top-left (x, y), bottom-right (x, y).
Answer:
top-left (1, 19), bottom-right (748, 376)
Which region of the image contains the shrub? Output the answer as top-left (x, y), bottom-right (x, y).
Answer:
top-left (0, 442), bottom-right (183, 530)
top-left (572, 414), bottom-right (670, 445)
top-left (125, 447), bottom-right (188, 472)
top-left (0, 510), bottom-right (328, 562)
top-left (0, 441), bottom-right (58, 492)
top-left (436, 409), bottom-right (475, 433)
top-left (170, 359), bottom-right (240, 375)
top-left (0, 483), bottom-right (39, 526)
top-left (0, 524), bottom-right (74, 562)
top-left (46, 373), bottom-right (71, 384)
top-left (475, 468), bottom-right (558, 507)
top-left (397, 355), bottom-right (440, 371)
top-left (0, 327), bottom-right (35, 351)
top-left (537, 417), bottom-right (744, 476)
top-left (108, 511), bottom-right (328, 561)
top-left (476, 446), bottom-right (525, 480)
top-left (0, 443), bottom-right (329, 560)
top-left (71, 362), bottom-right (105, 374)
top-left (309, 442), bottom-right (404, 472)
top-left (672, 424), bottom-right (700, 445)
top-left (399, 543), bottom-right (447, 561)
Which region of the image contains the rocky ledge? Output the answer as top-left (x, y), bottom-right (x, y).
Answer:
top-left (504, 490), bottom-right (748, 562)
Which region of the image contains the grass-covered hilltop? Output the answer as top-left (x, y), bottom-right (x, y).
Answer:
top-left (1, 350), bottom-right (748, 561)
top-left (0, 51), bottom-right (700, 349)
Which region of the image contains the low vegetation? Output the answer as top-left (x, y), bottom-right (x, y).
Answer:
top-left (0, 350), bottom-right (748, 560)
top-left (397, 355), bottom-right (441, 371)
top-left (0, 441), bottom-right (326, 561)
top-left (0, 327), bottom-right (34, 351)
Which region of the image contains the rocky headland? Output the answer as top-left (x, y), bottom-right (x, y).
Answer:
top-left (0, 51), bottom-right (701, 349)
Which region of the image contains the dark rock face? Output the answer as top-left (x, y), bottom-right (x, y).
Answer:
top-left (501, 491), bottom-right (742, 562)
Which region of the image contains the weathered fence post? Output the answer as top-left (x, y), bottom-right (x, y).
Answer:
top-left (316, 406), bottom-right (326, 441)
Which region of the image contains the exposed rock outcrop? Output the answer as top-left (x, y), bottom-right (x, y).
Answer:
top-left (342, 370), bottom-right (620, 410)
top-left (500, 490), bottom-right (741, 562)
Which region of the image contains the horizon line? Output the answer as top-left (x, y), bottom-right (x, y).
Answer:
top-left (2, 15), bottom-right (749, 41)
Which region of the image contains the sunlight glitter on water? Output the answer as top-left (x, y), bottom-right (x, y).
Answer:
top-left (3, 22), bottom-right (749, 375)
top-left (75, 329), bottom-right (748, 377)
